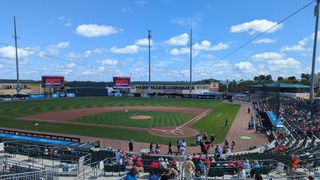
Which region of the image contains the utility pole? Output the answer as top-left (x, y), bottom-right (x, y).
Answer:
top-left (189, 28), bottom-right (193, 94)
top-left (13, 16), bottom-right (20, 94)
top-left (148, 30), bottom-right (152, 94)
top-left (310, 0), bottom-right (320, 103)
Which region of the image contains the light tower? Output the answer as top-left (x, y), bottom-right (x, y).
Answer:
top-left (309, 0), bottom-right (320, 103)
top-left (13, 16), bottom-right (21, 94)
top-left (148, 30), bottom-right (152, 94)
top-left (189, 29), bottom-right (193, 94)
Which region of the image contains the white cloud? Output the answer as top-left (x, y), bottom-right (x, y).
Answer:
top-left (58, 16), bottom-right (72, 27)
top-left (267, 57), bottom-right (300, 69)
top-left (65, 48), bottom-right (104, 60)
top-left (170, 47), bottom-right (189, 55)
top-left (235, 61), bottom-right (254, 71)
top-left (193, 41), bottom-right (229, 51)
top-left (230, 19), bottom-right (282, 34)
top-left (252, 52), bottom-right (283, 60)
top-left (135, 38), bottom-right (152, 46)
top-left (110, 45), bottom-right (139, 54)
top-left (171, 15), bottom-right (202, 28)
top-left (66, 63), bottom-right (76, 68)
top-left (169, 40), bottom-right (228, 56)
top-left (44, 42), bottom-right (70, 56)
top-left (100, 59), bottom-right (118, 66)
top-left (0, 46), bottom-right (34, 60)
top-left (136, 0), bottom-right (147, 6)
top-left (253, 38), bottom-right (276, 44)
top-left (76, 24), bottom-right (121, 37)
top-left (280, 37), bottom-right (311, 52)
top-left (166, 33), bottom-right (189, 46)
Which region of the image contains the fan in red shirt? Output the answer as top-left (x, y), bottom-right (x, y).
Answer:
top-left (135, 157), bottom-right (143, 170)
top-left (149, 160), bottom-right (159, 170)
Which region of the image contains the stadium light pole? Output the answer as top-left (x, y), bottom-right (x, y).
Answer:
top-left (310, 0), bottom-right (320, 103)
top-left (189, 28), bottom-right (193, 94)
top-left (148, 30), bottom-right (152, 94)
top-left (13, 16), bottom-right (20, 94)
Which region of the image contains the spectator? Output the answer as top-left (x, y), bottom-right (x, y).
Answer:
top-left (149, 160), bottom-right (159, 170)
top-left (125, 166), bottom-right (139, 180)
top-left (231, 141), bottom-right (236, 152)
top-left (168, 141), bottom-right (172, 155)
top-left (195, 160), bottom-right (205, 177)
top-left (215, 145), bottom-right (222, 158)
top-left (160, 168), bottom-right (172, 180)
top-left (135, 157), bottom-right (143, 172)
top-left (210, 133), bottom-right (215, 146)
top-left (129, 140), bottom-right (133, 152)
top-left (243, 159), bottom-right (251, 174)
top-left (226, 146), bottom-right (232, 156)
top-left (183, 157), bottom-right (195, 180)
top-left (238, 166), bottom-right (246, 180)
top-left (291, 155), bottom-right (300, 172)
top-left (179, 145), bottom-right (186, 155)
top-left (252, 160), bottom-right (261, 170)
top-left (170, 168), bottom-right (179, 179)
top-left (148, 171), bottom-right (158, 180)
top-left (149, 143), bottom-right (153, 153)
top-left (159, 158), bottom-right (167, 169)
top-left (115, 149), bottom-right (123, 165)
top-left (155, 144), bottom-right (161, 154)
top-left (126, 157), bottom-right (134, 171)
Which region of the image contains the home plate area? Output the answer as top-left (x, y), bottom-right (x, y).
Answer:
top-left (148, 127), bottom-right (199, 138)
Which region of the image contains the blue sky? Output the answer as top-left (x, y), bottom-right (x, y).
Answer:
top-left (0, 0), bottom-right (318, 81)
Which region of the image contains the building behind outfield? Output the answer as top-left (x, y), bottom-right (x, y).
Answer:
top-left (0, 79), bottom-right (44, 96)
top-left (250, 83), bottom-right (310, 98)
top-left (129, 81), bottom-right (219, 94)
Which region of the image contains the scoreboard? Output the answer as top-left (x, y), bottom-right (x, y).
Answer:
top-left (113, 76), bottom-right (131, 88)
top-left (42, 76), bottom-right (64, 88)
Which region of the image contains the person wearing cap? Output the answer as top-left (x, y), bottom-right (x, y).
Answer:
top-left (183, 157), bottom-right (195, 180)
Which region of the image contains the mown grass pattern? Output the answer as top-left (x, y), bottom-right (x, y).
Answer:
top-left (77, 110), bottom-right (195, 128)
top-left (0, 97), bottom-right (240, 145)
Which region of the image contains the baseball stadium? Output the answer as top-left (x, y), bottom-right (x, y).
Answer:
top-left (0, 1), bottom-right (320, 180)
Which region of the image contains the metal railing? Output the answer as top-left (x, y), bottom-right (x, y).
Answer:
top-left (0, 169), bottom-right (59, 180)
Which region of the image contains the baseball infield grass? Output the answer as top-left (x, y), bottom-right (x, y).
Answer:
top-left (0, 97), bottom-right (240, 145)
top-left (77, 110), bottom-right (195, 128)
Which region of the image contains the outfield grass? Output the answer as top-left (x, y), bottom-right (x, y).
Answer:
top-left (77, 110), bottom-right (195, 128)
top-left (0, 97), bottom-right (240, 145)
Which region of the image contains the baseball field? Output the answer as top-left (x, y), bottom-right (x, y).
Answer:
top-left (0, 97), bottom-right (240, 145)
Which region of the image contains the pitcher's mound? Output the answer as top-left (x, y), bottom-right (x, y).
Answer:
top-left (130, 115), bottom-right (152, 120)
top-left (148, 127), bottom-right (199, 138)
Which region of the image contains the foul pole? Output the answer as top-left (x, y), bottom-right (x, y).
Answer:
top-left (13, 16), bottom-right (20, 94)
top-left (310, 0), bottom-right (320, 103)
